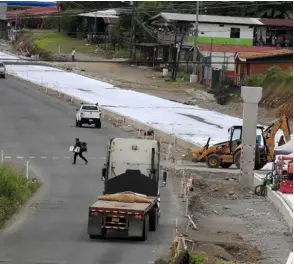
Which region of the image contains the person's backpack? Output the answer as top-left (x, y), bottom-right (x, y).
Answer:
top-left (81, 142), bottom-right (87, 152)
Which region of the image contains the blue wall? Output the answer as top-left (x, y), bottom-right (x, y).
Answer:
top-left (3, 1), bottom-right (56, 6)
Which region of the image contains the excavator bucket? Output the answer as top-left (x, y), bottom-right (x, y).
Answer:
top-left (182, 147), bottom-right (202, 162)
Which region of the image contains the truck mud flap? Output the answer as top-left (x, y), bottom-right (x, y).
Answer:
top-left (128, 219), bottom-right (144, 237)
top-left (88, 215), bottom-right (103, 236)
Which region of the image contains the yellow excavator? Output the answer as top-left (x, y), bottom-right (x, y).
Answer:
top-left (186, 115), bottom-right (291, 170)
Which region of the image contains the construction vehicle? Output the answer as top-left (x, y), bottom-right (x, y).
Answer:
top-left (187, 115), bottom-right (291, 170)
top-left (87, 138), bottom-right (166, 241)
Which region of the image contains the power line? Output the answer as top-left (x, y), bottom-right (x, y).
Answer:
top-left (8, 1), bottom-right (289, 18)
top-left (1, 59), bottom-right (292, 65)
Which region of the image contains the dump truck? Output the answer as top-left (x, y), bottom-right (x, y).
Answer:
top-left (87, 138), bottom-right (167, 241)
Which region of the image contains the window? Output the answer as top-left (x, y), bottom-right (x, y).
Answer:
top-left (82, 106), bottom-right (98, 111)
top-left (230, 27), bottom-right (240, 38)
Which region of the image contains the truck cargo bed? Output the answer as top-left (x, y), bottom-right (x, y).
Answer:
top-left (90, 196), bottom-right (157, 214)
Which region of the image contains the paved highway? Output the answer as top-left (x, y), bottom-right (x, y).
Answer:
top-left (0, 76), bottom-right (180, 264)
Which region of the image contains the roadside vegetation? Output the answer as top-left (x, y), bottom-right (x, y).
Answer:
top-left (246, 66), bottom-right (293, 118)
top-left (155, 252), bottom-right (240, 264)
top-left (0, 163), bottom-right (40, 228)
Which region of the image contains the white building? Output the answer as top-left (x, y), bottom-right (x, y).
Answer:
top-left (150, 13), bottom-right (263, 46)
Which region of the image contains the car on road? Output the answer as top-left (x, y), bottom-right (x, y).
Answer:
top-left (76, 103), bottom-right (102, 128)
top-left (0, 62), bottom-right (6, 78)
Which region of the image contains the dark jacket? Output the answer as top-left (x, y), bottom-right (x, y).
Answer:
top-left (74, 141), bottom-right (82, 153)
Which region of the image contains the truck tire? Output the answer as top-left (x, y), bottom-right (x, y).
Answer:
top-left (75, 120), bottom-right (78, 127)
top-left (139, 215), bottom-right (149, 241)
top-left (95, 119), bottom-right (101, 129)
top-left (89, 235), bottom-right (99, 240)
top-left (78, 121), bottom-right (82, 127)
top-left (233, 150), bottom-right (241, 169)
top-left (206, 154), bottom-right (221, 168)
top-left (149, 207), bottom-right (158, 231)
top-left (89, 228), bottom-right (106, 240)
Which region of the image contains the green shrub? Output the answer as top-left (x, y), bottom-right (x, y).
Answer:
top-left (246, 74), bottom-right (265, 86)
top-left (190, 252), bottom-right (208, 263)
top-left (0, 164), bottom-right (40, 228)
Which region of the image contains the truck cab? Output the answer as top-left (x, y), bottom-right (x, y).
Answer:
top-left (102, 138), bottom-right (160, 197)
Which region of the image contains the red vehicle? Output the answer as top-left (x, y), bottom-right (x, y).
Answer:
top-left (277, 155), bottom-right (293, 194)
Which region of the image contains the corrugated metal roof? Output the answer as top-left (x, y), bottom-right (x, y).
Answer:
top-left (7, 6), bottom-right (57, 20)
top-left (258, 18), bottom-right (293, 27)
top-left (154, 12), bottom-right (263, 25)
top-left (236, 49), bottom-right (293, 60)
top-left (79, 8), bottom-right (126, 18)
top-left (197, 43), bottom-right (282, 53)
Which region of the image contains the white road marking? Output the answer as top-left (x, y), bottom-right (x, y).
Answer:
top-left (2, 154), bottom-right (103, 160)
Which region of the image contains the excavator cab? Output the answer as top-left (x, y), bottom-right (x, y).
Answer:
top-left (228, 126), bottom-right (242, 153)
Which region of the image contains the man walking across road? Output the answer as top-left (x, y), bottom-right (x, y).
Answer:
top-left (71, 48), bottom-right (76, 61)
top-left (72, 138), bottom-right (88, 165)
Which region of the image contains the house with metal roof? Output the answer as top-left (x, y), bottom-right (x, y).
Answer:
top-left (234, 48), bottom-right (293, 84)
top-left (150, 12), bottom-right (263, 46)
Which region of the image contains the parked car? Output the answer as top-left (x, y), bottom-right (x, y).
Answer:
top-left (0, 62), bottom-right (6, 78)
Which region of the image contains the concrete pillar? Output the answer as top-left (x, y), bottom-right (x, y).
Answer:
top-left (240, 86), bottom-right (262, 188)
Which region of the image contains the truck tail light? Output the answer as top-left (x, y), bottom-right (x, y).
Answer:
top-left (135, 214), bottom-right (142, 220)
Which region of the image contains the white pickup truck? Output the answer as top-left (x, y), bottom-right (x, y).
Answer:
top-left (76, 104), bottom-right (102, 128)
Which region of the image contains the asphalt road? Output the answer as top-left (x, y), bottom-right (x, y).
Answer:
top-left (0, 76), bottom-right (181, 264)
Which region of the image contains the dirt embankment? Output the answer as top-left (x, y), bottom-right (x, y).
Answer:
top-left (170, 169), bottom-right (292, 264)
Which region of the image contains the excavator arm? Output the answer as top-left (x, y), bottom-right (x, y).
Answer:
top-left (263, 115), bottom-right (291, 162)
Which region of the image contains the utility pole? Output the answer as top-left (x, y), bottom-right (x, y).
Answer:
top-left (190, 1), bottom-right (200, 83)
top-left (129, 1), bottom-right (136, 60)
top-left (57, 1), bottom-right (60, 32)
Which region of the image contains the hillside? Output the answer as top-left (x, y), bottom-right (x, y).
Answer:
top-left (247, 66), bottom-right (293, 119)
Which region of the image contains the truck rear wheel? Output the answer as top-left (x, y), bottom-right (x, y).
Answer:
top-left (139, 216), bottom-right (149, 241)
top-left (89, 235), bottom-right (99, 239)
top-left (89, 228), bottom-right (106, 240)
top-left (95, 119), bottom-right (101, 129)
top-left (149, 207), bottom-right (158, 231)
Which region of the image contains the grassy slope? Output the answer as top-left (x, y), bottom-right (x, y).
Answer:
top-left (0, 164), bottom-right (40, 228)
top-left (22, 29), bottom-right (97, 55)
top-left (247, 66), bottom-right (293, 119)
